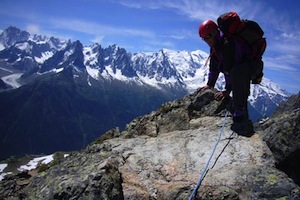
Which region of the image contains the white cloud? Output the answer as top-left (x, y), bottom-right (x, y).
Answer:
top-left (170, 35), bottom-right (185, 40)
top-left (49, 18), bottom-right (154, 38)
top-left (264, 56), bottom-right (299, 72)
top-left (117, 0), bottom-right (259, 21)
top-left (26, 24), bottom-right (40, 34)
top-left (281, 32), bottom-right (299, 40)
top-left (91, 35), bottom-right (105, 44)
top-left (269, 42), bottom-right (300, 59)
top-left (46, 17), bottom-right (170, 51)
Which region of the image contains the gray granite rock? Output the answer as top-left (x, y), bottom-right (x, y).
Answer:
top-left (1, 90), bottom-right (299, 199)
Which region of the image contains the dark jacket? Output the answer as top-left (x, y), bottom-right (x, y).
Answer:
top-left (206, 33), bottom-right (252, 92)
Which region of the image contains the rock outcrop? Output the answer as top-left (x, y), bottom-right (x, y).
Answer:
top-left (1, 90), bottom-right (299, 199)
top-left (259, 92), bottom-right (300, 186)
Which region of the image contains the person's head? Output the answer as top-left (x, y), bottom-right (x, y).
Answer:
top-left (199, 20), bottom-right (219, 47)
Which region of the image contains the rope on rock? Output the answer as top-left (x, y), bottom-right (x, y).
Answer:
top-left (188, 107), bottom-right (230, 200)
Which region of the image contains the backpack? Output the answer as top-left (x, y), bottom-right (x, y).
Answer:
top-left (217, 11), bottom-right (266, 84)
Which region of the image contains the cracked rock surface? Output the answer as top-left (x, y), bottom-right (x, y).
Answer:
top-left (1, 90), bottom-right (300, 199)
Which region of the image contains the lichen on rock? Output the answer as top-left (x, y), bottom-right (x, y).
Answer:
top-left (1, 90), bottom-right (300, 199)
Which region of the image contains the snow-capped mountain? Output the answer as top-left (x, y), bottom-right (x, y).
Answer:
top-left (0, 26), bottom-right (292, 159)
top-left (0, 26), bottom-right (290, 119)
top-left (0, 26), bottom-right (30, 50)
top-left (0, 26), bottom-right (67, 51)
top-left (0, 26), bottom-right (68, 72)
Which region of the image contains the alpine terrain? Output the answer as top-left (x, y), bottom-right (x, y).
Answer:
top-left (0, 89), bottom-right (299, 199)
top-left (0, 26), bottom-right (291, 159)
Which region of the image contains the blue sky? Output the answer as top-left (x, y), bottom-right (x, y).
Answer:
top-left (0, 0), bottom-right (299, 94)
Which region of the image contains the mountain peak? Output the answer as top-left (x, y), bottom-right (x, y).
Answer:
top-left (3, 26), bottom-right (25, 35)
top-left (0, 26), bottom-right (290, 121)
top-left (0, 26), bottom-right (30, 49)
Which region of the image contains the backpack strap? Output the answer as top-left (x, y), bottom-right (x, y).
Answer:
top-left (203, 54), bottom-right (211, 67)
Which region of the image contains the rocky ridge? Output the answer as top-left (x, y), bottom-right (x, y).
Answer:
top-left (0, 26), bottom-right (292, 159)
top-left (0, 90), bottom-right (299, 199)
top-left (259, 92), bottom-right (300, 186)
top-left (0, 26), bottom-right (290, 119)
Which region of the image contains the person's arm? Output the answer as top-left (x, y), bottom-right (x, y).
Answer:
top-left (206, 54), bottom-right (220, 88)
top-left (214, 37), bottom-right (235, 100)
top-left (198, 53), bottom-right (220, 91)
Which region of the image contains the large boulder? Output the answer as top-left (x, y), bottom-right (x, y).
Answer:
top-left (259, 92), bottom-right (300, 186)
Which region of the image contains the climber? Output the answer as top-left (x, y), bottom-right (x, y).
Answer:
top-left (197, 20), bottom-right (254, 136)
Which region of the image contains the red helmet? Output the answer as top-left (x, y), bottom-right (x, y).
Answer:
top-left (199, 20), bottom-right (218, 38)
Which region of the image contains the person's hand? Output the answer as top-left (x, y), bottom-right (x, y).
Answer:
top-left (214, 91), bottom-right (230, 101)
top-left (197, 85), bottom-right (211, 92)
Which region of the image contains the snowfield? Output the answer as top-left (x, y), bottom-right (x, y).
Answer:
top-left (0, 154), bottom-right (69, 181)
top-left (17, 154), bottom-right (54, 171)
top-left (1, 73), bottom-right (23, 89)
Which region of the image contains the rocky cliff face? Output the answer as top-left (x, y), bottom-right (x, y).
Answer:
top-left (1, 90), bottom-right (299, 199)
top-left (259, 92), bottom-right (300, 187)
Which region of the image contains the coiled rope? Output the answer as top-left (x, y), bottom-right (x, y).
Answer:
top-left (188, 107), bottom-right (230, 200)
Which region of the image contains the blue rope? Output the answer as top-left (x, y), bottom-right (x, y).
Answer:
top-left (188, 109), bottom-right (230, 200)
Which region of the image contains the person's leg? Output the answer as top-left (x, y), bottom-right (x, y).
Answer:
top-left (230, 62), bottom-right (254, 136)
top-left (230, 62), bottom-right (251, 122)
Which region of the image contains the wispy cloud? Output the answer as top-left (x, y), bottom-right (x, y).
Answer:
top-left (116, 0), bottom-right (300, 49)
top-left (264, 56), bottom-right (298, 72)
top-left (25, 24), bottom-right (40, 34)
top-left (91, 35), bottom-right (105, 44)
top-left (49, 18), bottom-right (155, 38)
top-left (269, 41), bottom-right (300, 58)
top-left (169, 35), bottom-right (185, 40)
top-left (116, 0), bottom-right (259, 21)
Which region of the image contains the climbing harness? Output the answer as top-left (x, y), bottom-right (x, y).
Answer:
top-left (188, 107), bottom-right (231, 200)
top-left (203, 54), bottom-right (211, 68)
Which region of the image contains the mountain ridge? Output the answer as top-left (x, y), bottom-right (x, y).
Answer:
top-left (0, 67), bottom-right (186, 159)
top-left (0, 89), bottom-right (299, 199)
top-left (0, 27), bottom-right (290, 117)
top-left (0, 26), bottom-right (291, 159)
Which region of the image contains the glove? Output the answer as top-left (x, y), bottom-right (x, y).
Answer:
top-left (215, 90), bottom-right (230, 101)
top-left (197, 85), bottom-right (211, 92)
